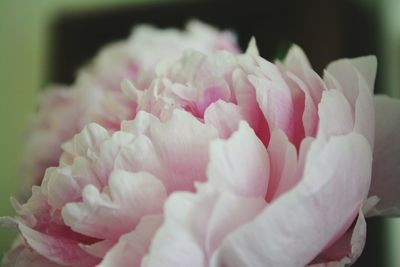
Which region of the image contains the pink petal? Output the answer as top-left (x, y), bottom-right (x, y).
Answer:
top-left (112, 134), bottom-right (160, 172)
top-left (62, 170), bottom-right (166, 239)
top-left (282, 45), bottom-right (325, 105)
top-left (44, 166), bottom-right (81, 209)
top-left (283, 73), bottom-right (306, 146)
top-left (368, 95), bottom-right (400, 216)
top-left (80, 240), bottom-right (115, 258)
top-left (60, 123), bottom-right (109, 165)
top-left (311, 210), bottom-right (366, 265)
top-left (12, 186), bottom-right (52, 229)
top-left (207, 121), bottom-right (269, 198)
top-left (323, 68), bottom-right (374, 147)
top-left (204, 100), bottom-right (243, 138)
top-left (205, 192), bottom-right (266, 254)
top-left (280, 46), bottom-right (326, 141)
top-left (94, 131), bottom-right (141, 184)
top-left (212, 133), bottom-right (372, 267)
top-left (143, 189), bottom-right (265, 267)
top-left (323, 56), bottom-right (376, 146)
top-left (250, 59), bottom-right (294, 140)
top-left (286, 71), bottom-right (318, 139)
top-left (45, 157), bottom-right (101, 209)
top-left (2, 244), bottom-right (65, 267)
top-left (142, 192), bottom-right (205, 267)
top-left (232, 68), bottom-right (269, 145)
top-left (19, 223), bottom-right (99, 266)
top-left (98, 215), bottom-right (163, 267)
top-left (196, 83), bottom-right (232, 117)
top-left (148, 109), bottom-right (218, 192)
top-left (121, 111), bottom-right (159, 136)
top-left (265, 129), bottom-right (298, 202)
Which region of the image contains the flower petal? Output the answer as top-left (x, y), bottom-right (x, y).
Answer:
top-left (311, 210), bottom-right (366, 266)
top-left (368, 95), bottom-right (400, 216)
top-left (324, 56), bottom-right (377, 107)
top-left (212, 133), bottom-right (372, 267)
top-left (207, 121), bottom-right (269, 198)
top-left (19, 223), bottom-right (98, 266)
top-left (98, 215), bottom-right (163, 267)
top-left (62, 170), bottom-right (166, 239)
top-left (2, 244), bottom-right (65, 267)
top-left (250, 60), bottom-right (294, 140)
top-left (232, 68), bottom-right (269, 144)
top-left (282, 45), bottom-right (324, 108)
top-left (204, 100), bottom-right (243, 139)
top-left (143, 189), bottom-right (265, 267)
top-left (149, 109), bottom-right (218, 192)
top-left (317, 90), bottom-right (354, 139)
top-left (265, 129), bottom-right (298, 202)
top-left (142, 192), bottom-right (205, 267)
top-left (60, 123), bottom-right (109, 165)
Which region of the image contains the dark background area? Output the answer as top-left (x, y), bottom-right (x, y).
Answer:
top-left (49, 0), bottom-right (385, 266)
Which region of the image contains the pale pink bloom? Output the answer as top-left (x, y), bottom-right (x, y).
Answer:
top-left (6, 43), bottom-right (264, 266)
top-left (129, 45), bottom-right (398, 266)
top-left (4, 40), bottom-right (400, 267)
top-left (5, 109), bottom-right (219, 267)
top-left (22, 20), bottom-right (239, 189)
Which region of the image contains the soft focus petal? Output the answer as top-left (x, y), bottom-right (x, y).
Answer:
top-left (143, 189), bottom-right (265, 267)
top-left (353, 73), bottom-right (375, 148)
top-left (324, 56), bottom-right (376, 146)
top-left (324, 56), bottom-right (376, 106)
top-left (23, 88), bottom-right (82, 188)
top-left (98, 215), bottom-right (163, 267)
top-left (23, 20), bottom-right (240, 191)
top-left (142, 192), bottom-right (205, 267)
top-left (19, 223), bottom-right (99, 266)
top-left (80, 240), bottom-right (115, 259)
top-left (311, 210), bottom-right (366, 266)
top-left (368, 95), bottom-right (400, 216)
top-left (212, 133), bottom-right (372, 267)
top-left (2, 245), bottom-right (65, 267)
top-left (7, 36), bottom-right (383, 267)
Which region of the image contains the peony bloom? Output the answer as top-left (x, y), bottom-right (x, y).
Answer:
top-left (3, 37), bottom-right (400, 267)
top-left (22, 20), bottom-right (240, 190)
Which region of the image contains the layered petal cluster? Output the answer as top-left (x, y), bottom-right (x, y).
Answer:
top-left (23, 21), bottom-right (239, 189)
top-left (5, 34), bottom-right (400, 267)
top-left (6, 109), bottom-right (219, 266)
top-left (141, 45), bottom-right (381, 266)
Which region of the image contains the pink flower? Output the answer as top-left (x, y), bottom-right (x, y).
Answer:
top-left (140, 45), bottom-right (399, 267)
top-left (22, 20), bottom-right (240, 190)
top-left (4, 39), bottom-right (400, 267)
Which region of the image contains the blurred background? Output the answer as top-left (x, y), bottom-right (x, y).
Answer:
top-left (0, 0), bottom-right (399, 265)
